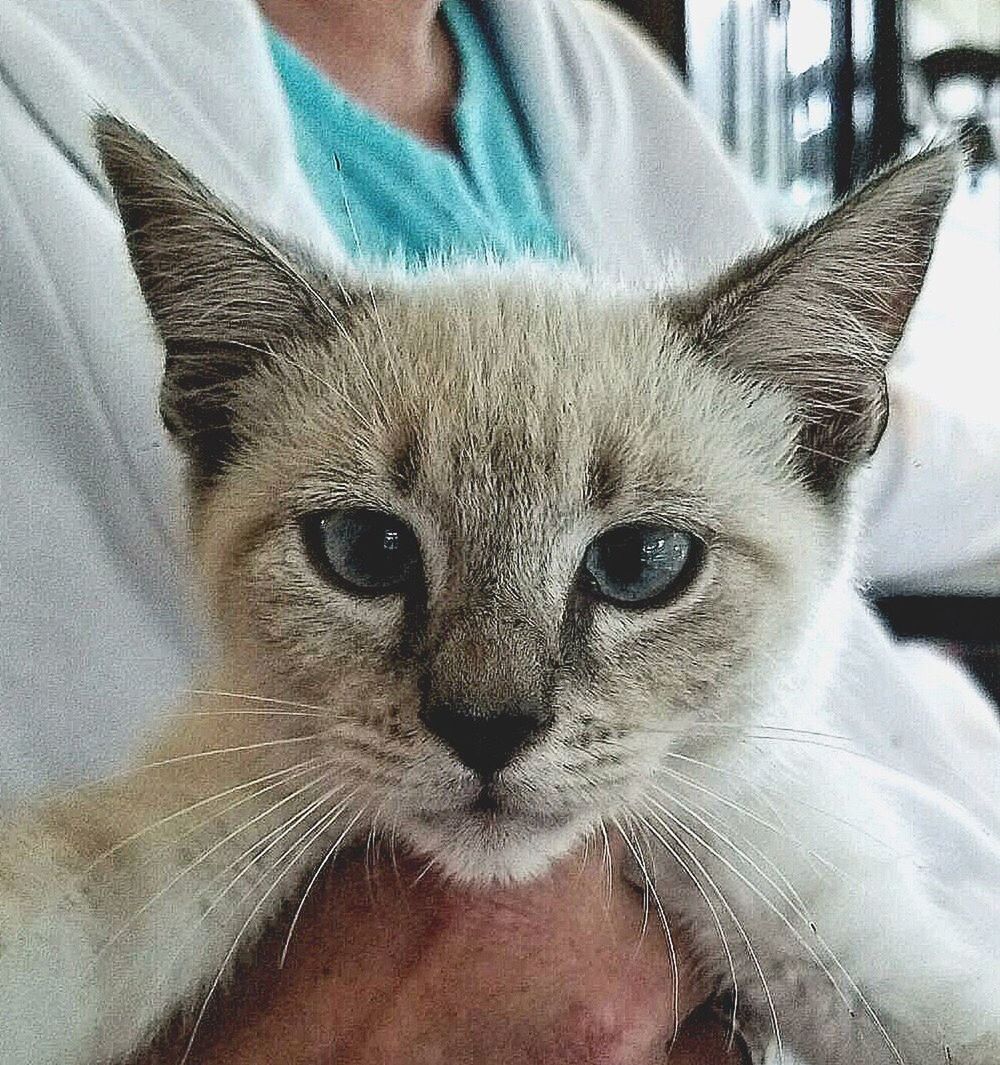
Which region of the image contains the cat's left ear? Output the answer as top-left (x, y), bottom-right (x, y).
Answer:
top-left (672, 147), bottom-right (958, 497)
top-left (93, 115), bottom-right (363, 481)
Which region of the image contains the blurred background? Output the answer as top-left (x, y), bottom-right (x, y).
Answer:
top-left (608, 0), bottom-right (1000, 702)
top-left (611, 0), bottom-right (998, 217)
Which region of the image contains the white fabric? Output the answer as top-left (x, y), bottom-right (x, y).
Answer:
top-left (0, 0), bottom-right (997, 843)
top-left (857, 165), bottom-right (1000, 591)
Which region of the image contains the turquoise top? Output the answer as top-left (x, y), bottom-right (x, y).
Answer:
top-left (266, 1), bottom-right (565, 266)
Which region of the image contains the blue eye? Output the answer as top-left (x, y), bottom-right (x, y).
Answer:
top-left (583, 524), bottom-right (699, 607)
top-left (304, 509), bottom-right (420, 595)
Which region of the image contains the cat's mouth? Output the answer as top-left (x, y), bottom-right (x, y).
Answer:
top-left (410, 798), bottom-right (572, 834)
top-left (392, 768), bottom-right (599, 882)
top-left (409, 778), bottom-right (576, 832)
top-left (404, 803), bottom-right (589, 884)
top-left (468, 782), bottom-right (573, 830)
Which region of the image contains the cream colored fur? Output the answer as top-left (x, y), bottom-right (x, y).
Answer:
top-left (0, 124), bottom-right (996, 1065)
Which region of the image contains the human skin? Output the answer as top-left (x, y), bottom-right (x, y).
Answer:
top-left (257, 0), bottom-right (458, 147)
top-left (146, 845), bottom-right (744, 1065)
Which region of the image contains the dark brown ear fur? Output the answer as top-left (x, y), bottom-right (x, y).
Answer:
top-left (93, 115), bottom-right (359, 481)
top-left (671, 147), bottom-right (958, 497)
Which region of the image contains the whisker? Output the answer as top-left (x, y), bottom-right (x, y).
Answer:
top-left (644, 722), bottom-right (854, 743)
top-left (648, 792), bottom-right (847, 1000)
top-left (182, 688), bottom-right (350, 717)
top-left (200, 780), bottom-right (351, 900)
top-left (137, 733), bottom-right (323, 772)
top-left (181, 785), bottom-right (356, 972)
top-left (680, 720), bottom-right (971, 821)
top-left (387, 817), bottom-right (405, 895)
top-left (653, 781), bottom-right (827, 952)
top-left (610, 816), bottom-right (681, 1050)
top-left (620, 817), bottom-right (651, 942)
top-left (657, 751), bottom-right (899, 854)
top-left (411, 854), bottom-right (437, 887)
top-left (279, 802), bottom-right (369, 967)
top-left (637, 797), bottom-right (782, 1064)
top-left (82, 757), bottom-right (326, 871)
top-left (653, 762), bottom-right (847, 880)
top-left (157, 780), bottom-right (349, 984)
top-left (168, 760), bottom-right (336, 854)
top-left (728, 734), bottom-right (858, 754)
top-left (598, 821), bottom-right (614, 905)
top-left (179, 794), bottom-right (364, 1065)
top-left (365, 808), bottom-right (381, 877)
top-left (654, 782), bottom-right (814, 919)
top-left (175, 709), bottom-right (328, 720)
top-left (646, 794), bottom-right (904, 1065)
top-left (630, 803), bottom-right (741, 1047)
top-left (577, 826), bottom-right (595, 876)
top-left (92, 767), bottom-right (337, 965)
top-left (359, 804), bottom-right (386, 911)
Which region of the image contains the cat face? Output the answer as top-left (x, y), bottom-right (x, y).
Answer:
top-left (96, 119), bottom-right (954, 882)
top-left (190, 271), bottom-right (829, 881)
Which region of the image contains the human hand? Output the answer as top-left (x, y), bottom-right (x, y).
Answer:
top-left (148, 841), bottom-right (742, 1064)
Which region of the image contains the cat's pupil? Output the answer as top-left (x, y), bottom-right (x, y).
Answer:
top-left (307, 509), bottom-right (419, 595)
top-left (583, 524), bottom-right (696, 607)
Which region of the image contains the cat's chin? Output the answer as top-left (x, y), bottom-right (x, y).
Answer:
top-left (403, 809), bottom-right (592, 885)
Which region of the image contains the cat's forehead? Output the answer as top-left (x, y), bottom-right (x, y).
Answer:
top-left (250, 268), bottom-right (797, 539)
top-left (382, 274), bottom-right (686, 434)
top-left (382, 277), bottom-right (652, 493)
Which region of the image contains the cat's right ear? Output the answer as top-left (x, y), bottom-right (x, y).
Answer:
top-left (93, 115), bottom-right (356, 478)
top-left (670, 147), bottom-right (957, 499)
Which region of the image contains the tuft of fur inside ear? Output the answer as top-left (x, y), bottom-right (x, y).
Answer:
top-left (93, 115), bottom-right (358, 480)
top-left (672, 146), bottom-right (959, 497)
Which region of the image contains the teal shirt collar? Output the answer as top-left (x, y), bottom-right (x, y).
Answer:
top-left (266, 0), bottom-right (564, 267)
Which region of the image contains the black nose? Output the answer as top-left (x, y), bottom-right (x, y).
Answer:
top-left (419, 700), bottom-right (555, 778)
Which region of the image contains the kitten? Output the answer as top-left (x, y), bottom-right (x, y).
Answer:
top-left (0, 117), bottom-right (996, 1065)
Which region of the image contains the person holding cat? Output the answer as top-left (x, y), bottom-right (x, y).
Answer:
top-left (1, 0), bottom-right (998, 1063)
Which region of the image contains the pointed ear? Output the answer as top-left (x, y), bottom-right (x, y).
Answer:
top-left (93, 115), bottom-right (357, 478)
top-left (672, 147), bottom-right (958, 497)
